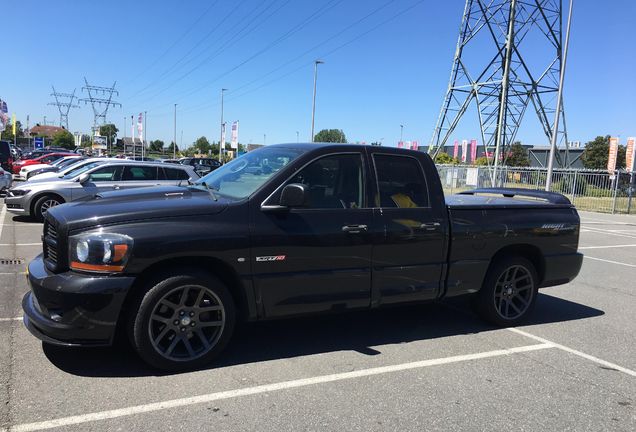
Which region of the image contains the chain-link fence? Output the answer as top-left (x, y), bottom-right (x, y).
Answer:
top-left (435, 165), bottom-right (636, 214)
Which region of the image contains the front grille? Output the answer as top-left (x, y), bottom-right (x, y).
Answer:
top-left (43, 218), bottom-right (60, 271)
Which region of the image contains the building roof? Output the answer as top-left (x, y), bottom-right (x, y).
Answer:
top-left (29, 125), bottom-right (66, 138)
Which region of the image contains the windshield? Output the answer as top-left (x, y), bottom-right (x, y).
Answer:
top-left (62, 161), bottom-right (104, 179)
top-left (57, 157), bottom-right (82, 169)
top-left (194, 147), bottom-right (301, 199)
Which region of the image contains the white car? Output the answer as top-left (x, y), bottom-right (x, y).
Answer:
top-left (27, 158), bottom-right (119, 183)
top-left (0, 167), bottom-right (12, 194)
top-left (16, 155), bottom-right (81, 181)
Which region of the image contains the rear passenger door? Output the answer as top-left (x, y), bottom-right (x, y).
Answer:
top-left (370, 152), bottom-right (447, 305)
top-left (160, 166), bottom-right (191, 184)
top-left (118, 165), bottom-right (160, 190)
top-left (73, 165), bottom-right (124, 200)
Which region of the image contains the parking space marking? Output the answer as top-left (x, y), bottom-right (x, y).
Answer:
top-left (583, 255), bottom-right (636, 268)
top-left (507, 328), bottom-right (636, 377)
top-left (4, 343), bottom-right (553, 432)
top-left (578, 244), bottom-right (636, 250)
top-left (0, 317), bottom-right (22, 322)
top-left (0, 205), bottom-right (5, 240)
top-left (0, 243), bottom-right (40, 246)
top-left (580, 227), bottom-right (636, 240)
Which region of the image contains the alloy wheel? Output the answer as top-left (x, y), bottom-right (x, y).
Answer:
top-left (492, 265), bottom-right (534, 320)
top-left (148, 285), bottom-right (225, 362)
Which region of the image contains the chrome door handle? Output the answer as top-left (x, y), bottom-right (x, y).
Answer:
top-left (420, 222), bottom-right (441, 230)
top-left (113, 185), bottom-right (121, 190)
top-left (342, 224), bottom-right (368, 234)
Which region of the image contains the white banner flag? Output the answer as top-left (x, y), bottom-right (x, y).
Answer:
top-left (137, 113), bottom-right (143, 141)
top-left (230, 121), bottom-right (239, 149)
top-left (221, 123), bottom-right (226, 149)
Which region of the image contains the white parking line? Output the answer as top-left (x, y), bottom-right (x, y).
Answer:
top-left (581, 227), bottom-right (636, 240)
top-left (0, 317), bottom-right (22, 322)
top-left (507, 327), bottom-right (636, 377)
top-left (4, 343), bottom-right (553, 432)
top-left (0, 205), bottom-right (5, 241)
top-left (583, 255), bottom-right (636, 268)
top-left (0, 243), bottom-right (40, 246)
top-left (578, 244), bottom-right (636, 250)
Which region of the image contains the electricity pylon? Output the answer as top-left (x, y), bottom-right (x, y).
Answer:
top-left (48, 86), bottom-right (79, 129)
top-left (78, 78), bottom-right (121, 128)
top-left (429, 0), bottom-right (571, 179)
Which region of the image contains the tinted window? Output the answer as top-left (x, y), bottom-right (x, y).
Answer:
top-left (63, 161), bottom-right (103, 179)
top-left (88, 165), bottom-right (122, 182)
top-left (122, 165), bottom-right (158, 181)
top-left (288, 154), bottom-right (364, 209)
top-left (373, 155), bottom-right (429, 208)
top-left (163, 167), bottom-right (190, 180)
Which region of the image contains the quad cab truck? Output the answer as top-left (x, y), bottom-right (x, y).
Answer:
top-left (22, 143), bottom-right (583, 370)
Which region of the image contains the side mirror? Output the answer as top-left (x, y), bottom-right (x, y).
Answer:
top-left (280, 183), bottom-right (307, 207)
top-left (78, 173), bottom-right (90, 185)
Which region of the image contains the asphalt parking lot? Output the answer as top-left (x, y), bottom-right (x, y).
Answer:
top-left (0, 207), bottom-right (634, 431)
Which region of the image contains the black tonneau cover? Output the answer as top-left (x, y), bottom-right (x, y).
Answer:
top-left (446, 188), bottom-right (574, 210)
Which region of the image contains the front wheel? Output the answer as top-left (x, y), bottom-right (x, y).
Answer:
top-left (475, 257), bottom-right (538, 326)
top-left (33, 194), bottom-right (64, 222)
top-left (129, 271), bottom-right (236, 371)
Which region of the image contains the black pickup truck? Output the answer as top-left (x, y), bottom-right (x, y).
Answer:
top-left (22, 143), bottom-right (583, 370)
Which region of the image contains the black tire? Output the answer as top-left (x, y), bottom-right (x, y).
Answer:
top-left (33, 194), bottom-right (64, 222)
top-left (474, 256), bottom-right (538, 326)
top-left (129, 270), bottom-right (236, 371)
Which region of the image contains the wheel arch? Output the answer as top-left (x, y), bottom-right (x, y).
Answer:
top-left (30, 191), bottom-right (66, 216)
top-left (488, 244), bottom-right (545, 285)
top-left (119, 256), bottom-right (251, 328)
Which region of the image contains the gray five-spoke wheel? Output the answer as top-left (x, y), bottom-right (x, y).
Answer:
top-left (493, 264), bottom-right (534, 320)
top-left (148, 285), bottom-right (225, 362)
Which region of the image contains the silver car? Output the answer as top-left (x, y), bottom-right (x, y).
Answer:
top-left (5, 161), bottom-right (198, 221)
top-left (0, 167), bottom-right (12, 194)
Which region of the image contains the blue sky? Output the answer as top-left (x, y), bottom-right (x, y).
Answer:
top-left (2, 0), bottom-right (635, 148)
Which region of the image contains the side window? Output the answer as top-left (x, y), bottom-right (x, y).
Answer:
top-left (122, 166), bottom-right (158, 181)
top-left (373, 155), bottom-right (429, 208)
top-left (288, 154), bottom-right (364, 209)
top-left (164, 168), bottom-right (189, 180)
top-left (88, 165), bottom-right (122, 182)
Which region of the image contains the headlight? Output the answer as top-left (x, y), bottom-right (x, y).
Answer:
top-left (69, 231), bottom-right (133, 273)
top-left (8, 189), bottom-right (30, 197)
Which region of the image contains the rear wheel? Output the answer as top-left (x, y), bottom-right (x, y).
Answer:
top-left (33, 194), bottom-right (64, 222)
top-left (129, 271), bottom-right (236, 371)
top-left (475, 257), bottom-right (538, 326)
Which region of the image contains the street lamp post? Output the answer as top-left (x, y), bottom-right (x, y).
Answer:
top-left (296, 131), bottom-right (299, 143)
top-left (143, 110), bottom-right (147, 160)
top-left (220, 88), bottom-right (227, 163)
top-left (310, 60), bottom-right (324, 142)
top-left (400, 124), bottom-right (404, 144)
top-left (173, 104), bottom-right (177, 159)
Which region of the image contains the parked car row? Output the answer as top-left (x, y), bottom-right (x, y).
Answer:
top-left (5, 159), bottom-right (199, 221)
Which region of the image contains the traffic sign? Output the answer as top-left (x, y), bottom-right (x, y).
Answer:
top-left (34, 137), bottom-right (44, 149)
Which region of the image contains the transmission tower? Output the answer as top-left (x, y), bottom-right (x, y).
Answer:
top-left (78, 78), bottom-right (121, 128)
top-left (429, 0), bottom-right (571, 177)
top-left (48, 86), bottom-right (79, 129)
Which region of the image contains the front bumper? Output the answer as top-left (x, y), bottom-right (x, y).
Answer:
top-left (22, 254), bottom-right (136, 346)
top-left (5, 194), bottom-right (31, 216)
top-left (540, 252), bottom-right (584, 288)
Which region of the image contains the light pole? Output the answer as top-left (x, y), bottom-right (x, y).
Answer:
top-left (219, 88), bottom-right (227, 163)
top-left (400, 124), bottom-right (404, 144)
top-left (173, 104), bottom-right (177, 159)
top-left (143, 110), bottom-right (147, 159)
top-left (310, 60), bottom-right (324, 142)
top-left (296, 131), bottom-right (299, 143)
top-left (123, 117), bottom-right (126, 155)
top-left (131, 115), bottom-right (134, 159)
top-left (263, 134), bottom-right (266, 146)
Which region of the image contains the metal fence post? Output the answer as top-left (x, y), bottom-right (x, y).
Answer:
top-left (627, 172), bottom-right (634, 215)
top-left (570, 170), bottom-right (578, 203)
top-left (611, 170), bottom-right (619, 214)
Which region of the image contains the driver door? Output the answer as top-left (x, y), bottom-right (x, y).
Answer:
top-left (250, 152), bottom-right (374, 318)
top-left (71, 165), bottom-right (123, 200)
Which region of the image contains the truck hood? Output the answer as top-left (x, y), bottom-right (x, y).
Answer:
top-left (48, 185), bottom-right (228, 232)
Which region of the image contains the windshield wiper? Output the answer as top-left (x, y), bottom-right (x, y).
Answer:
top-left (200, 181), bottom-right (218, 201)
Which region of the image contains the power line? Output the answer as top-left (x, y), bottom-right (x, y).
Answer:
top-left (78, 78), bottom-right (121, 128)
top-left (48, 86), bottom-right (79, 129)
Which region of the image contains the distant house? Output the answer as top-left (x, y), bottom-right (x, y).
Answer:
top-left (29, 125), bottom-right (66, 138)
top-left (246, 143), bottom-right (264, 152)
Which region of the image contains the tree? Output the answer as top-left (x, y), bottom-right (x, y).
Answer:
top-left (0, 120), bottom-right (24, 140)
top-left (51, 130), bottom-right (75, 150)
top-left (582, 135), bottom-right (626, 170)
top-left (434, 152), bottom-right (456, 164)
top-left (474, 156), bottom-right (490, 166)
top-left (505, 141), bottom-right (530, 166)
top-left (149, 140), bottom-right (165, 152)
top-left (313, 129), bottom-right (347, 143)
top-left (193, 136), bottom-right (211, 154)
top-left (99, 124), bottom-right (118, 145)
top-left (167, 141), bottom-right (179, 155)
